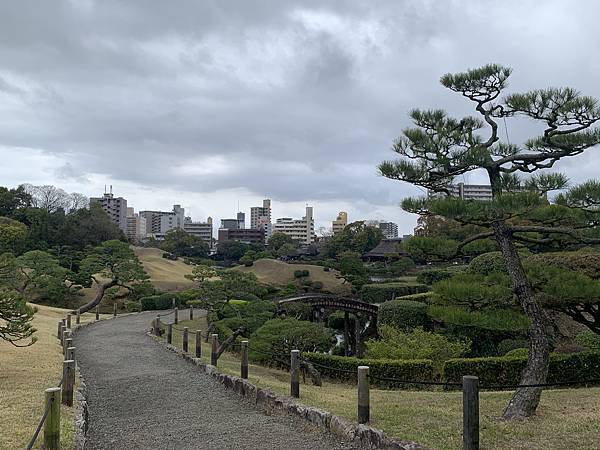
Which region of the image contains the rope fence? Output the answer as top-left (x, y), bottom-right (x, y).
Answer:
top-left (150, 309), bottom-right (600, 450)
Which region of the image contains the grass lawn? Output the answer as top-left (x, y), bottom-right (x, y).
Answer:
top-left (0, 304), bottom-right (110, 449)
top-left (164, 315), bottom-right (600, 450)
top-left (132, 246), bottom-right (195, 291)
top-left (235, 258), bottom-right (352, 295)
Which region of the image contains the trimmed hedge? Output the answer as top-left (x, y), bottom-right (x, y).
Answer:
top-left (304, 353), bottom-right (434, 389)
top-left (443, 351), bottom-right (600, 387)
top-left (360, 282), bottom-right (429, 304)
top-left (140, 293), bottom-right (179, 310)
top-left (526, 250), bottom-right (600, 279)
top-left (416, 269), bottom-right (454, 285)
top-left (379, 300), bottom-right (428, 331)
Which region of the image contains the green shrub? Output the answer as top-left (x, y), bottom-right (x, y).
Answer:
top-left (379, 300), bottom-right (428, 331)
top-left (504, 348), bottom-right (528, 357)
top-left (294, 269), bottom-right (310, 278)
top-left (417, 270), bottom-right (454, 285)
top-left (312, 281), bottom-right (324, 291)
top-left (360, 283), bottom-right (429, 304)
top-left (327, 312), bottom-right (355, 330)
top-left (498, 338), bottom-right (529, 355)
top-left (304, 353), bottom-right (435, 389)
top-left (395, 292), bottom-right (434, 303)
top-left (468, 252), bottom-right (507, 275)
top-left (427, 306), bottom-right (530, 331)
top-left (576, 330), bottom-right (600, 351)
top-left (526, 250), bottom-right (600, 279)
top-left (249, 318), bottom-right (333, 363)
top-left (366, 326), bottom-right (469, 372)
top-left (432, 273), bottom-right (513, 310)
top-left (443, 351), bottom-right (600, 387)
top-left (124, 300), bottom-right (141, 312)
top-left (155, 293), bottom-right (177, 309)
top-left (140, 296), bottom-right (156, 310)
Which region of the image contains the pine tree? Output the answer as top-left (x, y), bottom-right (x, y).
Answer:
top-left (379, 64), bottom-right (600, 419)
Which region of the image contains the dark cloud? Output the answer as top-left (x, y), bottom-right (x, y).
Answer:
top-left (1, 0), bottom-right (599, 232)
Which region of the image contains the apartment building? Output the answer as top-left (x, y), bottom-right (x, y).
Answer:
top-left (272, 206), bottom-right (315, 245)
top-left (221, 212), bottom-right (245, 230)
top-left (332, 211), bottom-right (348, 235)
top-left (90, 189), bottom-right (128, 233)
top-left (250, 199), bottom-right (271, 229)
top-left (125, 207), bottom-right (147, 241)
top-left (429, 182), bottom-right (493, 201)
top-left (218, 228), bottom-right (265, 245)
top-left (183, 216), bottom-right (213, 244)
top-left (378, 221), bottom-right (399, 239)
top-left (139, 204), bottom-right (185, 239)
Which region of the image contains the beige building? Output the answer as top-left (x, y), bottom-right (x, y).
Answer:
top-left (332, 211), bottom-right (348, 234)
top-left (250, 199), bottom-right (271, 229)
top-left (139, 205), bottom-right (185, 239)
top-left (184, 216), bottom-right (213, 244)
top-left (272, 206), bottom-right (315, 245)
top-left (125, 207), bottom-right (147, 241)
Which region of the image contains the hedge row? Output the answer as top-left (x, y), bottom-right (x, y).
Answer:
top-left (304, 353), bottom-right (434, 389)
top-left (304, 351), bottom-right (600, 389)
top-left (140, 293), bottom-right (180, 310)
top-left (378, 300), bottom-right (428, 331)
top-left (360, 282), bottom-right (429, 304)
top-left (443, 351), bottom-right (600, 387)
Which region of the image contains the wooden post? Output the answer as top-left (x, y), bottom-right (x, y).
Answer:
top-left (358, 366), bottom-right (370, 424)
top-left (211, 334), bottom-right (218, 366)
top-left (290, 349), bottom-right (300, 398)
top-left (66, 314), bottom-right (72, 329)
top-left (190, 305), bottom-right (194, 320)
top-left (66, 346), bottom-right (75, 361)
top-left (113, 302), bottom-right (117, 317)
top-left (62, 359), bottom-right (75, 407)
top-left (44, 387), bottom-right (61, 450)
top-left (167, 323), bottom-right (173, 344)
top-left (463, 375), bottom-right (480, 450)
top-left (154, 315), bottom-right (160, 336)
top-left (241, 340), bottom-right (249, 379)
top-left (354, 314), bottom-right (362, 357)
top-left (195, 330), bottom-right (202, 358)
top-left (95, 305), bottom-right (100, 321)
top-left (63, 337), bottom-right (73, 356)
top-left (174, 307), bottom-right (179, 324)
top-left (60, 326), bottom-right (67, 347)
top-left (343, 311), bottom-right (349, 356)
top-left (76, 309), bottom-right (81, 325)
top-left (57, 320), bottom-right (63, 339)
top-left (183, 327), bottom-right (189, 353)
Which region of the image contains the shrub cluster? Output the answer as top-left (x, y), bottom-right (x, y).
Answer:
top-left (378, 300), bottom-right (428, 330)
top-left (468, 252), bottom-right (507, 275)
top-left (294, 269), bottom-right (310, 278)
top-left (360, 283), bottom-right (429, 304)
top-left (140, 293), bottom-right (179, 310)
top-left (442, 351), bottom-right (600, 387)
top-left (304, 353), bottom-right (434, 389)
top-left (526, 250), bottom-right (600, 279)
top-left (416, 269), bottom-right (454, 285)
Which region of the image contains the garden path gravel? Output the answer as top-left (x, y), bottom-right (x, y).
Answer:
top-left (75, 311), bottom-right (355, 449)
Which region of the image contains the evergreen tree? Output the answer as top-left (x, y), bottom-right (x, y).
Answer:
top-left (379, 64), bottom-right (600, 419)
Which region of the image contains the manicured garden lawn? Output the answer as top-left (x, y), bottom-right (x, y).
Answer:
top-left (0, 304), bottom-right (108, 449)
top-left (167, 316), bottom-right (600, 450)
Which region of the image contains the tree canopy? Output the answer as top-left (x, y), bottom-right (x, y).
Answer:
top-left (324, 221), bottom-right (383, 258)
top-left (378, 64), bottom-right (600, 420)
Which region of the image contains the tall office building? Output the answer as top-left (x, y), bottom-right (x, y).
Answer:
top-left (332, 211), bottom-right (348, 235)
top-left (139, 204), bottom-right (185, 239)
top-left (90, 188), bottom-right (128, 233)
top-left (272, 206), bottom-right (315, 245)
top-left (250, 199), bottom-right (272, 229)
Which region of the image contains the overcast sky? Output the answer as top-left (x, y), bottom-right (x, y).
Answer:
top-left (1, 1), bottom-right (599, 234)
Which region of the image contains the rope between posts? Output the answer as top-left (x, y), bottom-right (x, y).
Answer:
top-left (481, 378), bottom-right (600, 390)
top-left (26, 397), bottom-right (53, 450)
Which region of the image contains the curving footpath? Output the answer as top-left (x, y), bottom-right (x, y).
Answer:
top-left (75, 311), bottom-right (354, 450)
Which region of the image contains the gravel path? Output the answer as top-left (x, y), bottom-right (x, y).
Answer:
top-left (75, 311), bottom-right (354, 449)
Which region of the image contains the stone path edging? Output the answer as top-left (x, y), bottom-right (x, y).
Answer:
top-left (148, 332), bottom-right (422, 450)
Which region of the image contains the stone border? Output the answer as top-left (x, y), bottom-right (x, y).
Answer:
top-left (148, 332), bottom-right (422, 450)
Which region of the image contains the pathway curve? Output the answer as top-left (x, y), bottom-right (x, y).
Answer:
top-left (75, 311), bottom-right (353, 450)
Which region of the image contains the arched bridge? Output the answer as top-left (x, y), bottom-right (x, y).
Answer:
top-left (277, 294), bottom-right (378, 317)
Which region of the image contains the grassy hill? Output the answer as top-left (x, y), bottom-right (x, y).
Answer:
top-left (132, 247), bottom-right (195, 291)
top-left (234, 258), bottom-right (352, 294)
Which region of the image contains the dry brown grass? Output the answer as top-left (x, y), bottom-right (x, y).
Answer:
top-left (0, 304), bottom-right (109, 449)
top-left (165, 315), bottom-right (600, 450)
top-left (132, 246), bottom-right (195, 291)
top-left (235, 259), bottom-right (352, 294)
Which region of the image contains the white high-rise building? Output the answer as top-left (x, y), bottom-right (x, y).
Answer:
top-left (125, 207), bottom-right (147, 241)
top-left (184, 216), bottom-right (213, 244)
top-left (250, 199), bottom-right (271, 230)
top-left (272, 206), bottom-right (315, 245)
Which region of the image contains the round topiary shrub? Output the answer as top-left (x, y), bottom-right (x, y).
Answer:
top-left (468, 252), bottom-right (507, 275)
top-left (378, 300), bottom-right (428, 331)
top-left (498, 338), bottom-right (529, 356)
top-left (504, 348), bottom-right (529, 358)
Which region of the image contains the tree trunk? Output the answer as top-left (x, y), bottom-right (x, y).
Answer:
top-left (76, 278), bottom-right (118, 314)
top-left (216, 327), bottom-right (245, 359)
top-left (493, 221), bottom-right (550, 420)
